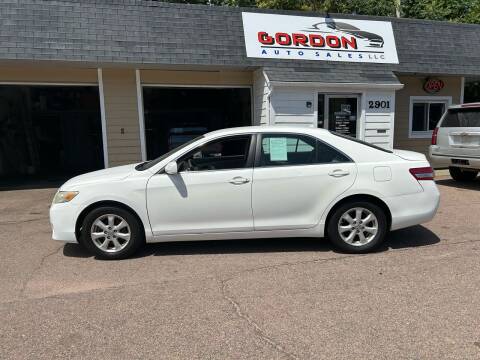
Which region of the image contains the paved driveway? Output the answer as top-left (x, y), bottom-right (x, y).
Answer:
top-left (0, 176), bottom-right (479, 359)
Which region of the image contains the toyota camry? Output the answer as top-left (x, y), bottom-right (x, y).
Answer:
top-left (50, 126), bottom-right (440, 259)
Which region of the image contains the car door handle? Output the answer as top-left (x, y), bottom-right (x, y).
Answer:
top-left (229, 176), bottom-right (250, 185)
top-left (328, 169), bottom-right (350, 177)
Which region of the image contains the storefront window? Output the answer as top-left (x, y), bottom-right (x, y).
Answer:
top-left (0, 85), bottom-right (104, 185)
top-left (328, 97), bottom-right (358, 138)
top-left (317, 94), bottom-right (359, 138)
top-left (143, 87), bottom-right (251, 160)
top-left (409, 97), bottom-right (451, 138)
top-left (464, 78), bottom-right (480, 103)
top-left (317, 94), bottom-right (325, 128)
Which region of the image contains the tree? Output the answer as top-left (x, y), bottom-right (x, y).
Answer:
top-left (160, 0), bottom-right (480, 24)
top-left (166, 0), bottom-right (256, 5)
top-left (255, 0), bottom-right (398, 16)
top-left (402, 0), bottom-right (480, 24)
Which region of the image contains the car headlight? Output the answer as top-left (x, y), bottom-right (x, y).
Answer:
top-left (53, 191), bottom-right (79, 204)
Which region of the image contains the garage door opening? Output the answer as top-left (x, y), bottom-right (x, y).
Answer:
top-left (0, 86), bottom-right (104, 187)
top-left (143, 87), bottom-right (251, 159)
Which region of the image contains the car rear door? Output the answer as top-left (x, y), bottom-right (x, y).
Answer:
top-left (251, 133), bottom-right (357, 231)
top-left (436, 107), bottom-right (480, 159)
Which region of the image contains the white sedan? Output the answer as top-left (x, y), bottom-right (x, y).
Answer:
top-left (50, 126), bottom-right (440, 259)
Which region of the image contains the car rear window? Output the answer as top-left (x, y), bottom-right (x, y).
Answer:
top-left (441, 108), bottom-right (480, 127)
top-left (329, 131), bottom-right (393, 153)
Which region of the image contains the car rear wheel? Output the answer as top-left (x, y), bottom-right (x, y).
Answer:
top-left (327, 201), bottom-right (387, 253)
top-left (80, 206), bottom-right (144, 260)
top-left (449, 167), bottom-right (478, 181)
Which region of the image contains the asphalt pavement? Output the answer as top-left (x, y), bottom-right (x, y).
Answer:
top-left (0, 175), bottom-right (479, 359)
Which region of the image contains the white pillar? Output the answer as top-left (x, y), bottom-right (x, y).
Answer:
top-left (97, 68), bottom-right (109, 168)
top-left (135, 69), bottom-right (147, 161)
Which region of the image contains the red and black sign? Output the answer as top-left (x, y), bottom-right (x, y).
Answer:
top-left (258, 31), bottom-right (358, 50)
top-left (242, 13), bottom-right (399, 63)
top-left (257, 21), bottom-right (385, 51)
top-left (423, 78), bottom-right (445, 94)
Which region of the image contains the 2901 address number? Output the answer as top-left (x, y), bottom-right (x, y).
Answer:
top-left (368, 100), bottom-right (390, 109)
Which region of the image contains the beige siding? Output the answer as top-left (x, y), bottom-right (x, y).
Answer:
top-left (141, 70), bottom-right (252, 86)
top-left (0, 67), bottom-right (97, 83)
top-left (394, 76), bottom-right (462, 154)
top-left (102, 69), bottom-right (142, 166)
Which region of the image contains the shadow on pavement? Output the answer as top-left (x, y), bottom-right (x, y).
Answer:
top-left (63, 243), bottom-right (92, 258)
top-left (435, 178), bottom-right (480, 190)
top-left (63, 225), bottom-right (440, 259)
top-left (378, 225), bottom-right (440, 251)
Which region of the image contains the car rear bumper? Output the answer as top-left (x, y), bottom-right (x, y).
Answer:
top-left (429, 146), bottom-right (480, 170)
top-left (49, 203), bottom-right (79, 243)
top-left (387, 181), bottom-right (440, 231)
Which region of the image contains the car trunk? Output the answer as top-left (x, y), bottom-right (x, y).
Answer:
top-left (393, 149), bottom-right (427, 161)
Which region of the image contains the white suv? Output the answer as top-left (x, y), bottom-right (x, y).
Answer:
top-left (429, 103), bottom-right (480, 181)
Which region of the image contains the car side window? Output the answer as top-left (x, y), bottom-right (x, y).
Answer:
top-left (259, 134), bottom-right (350, 167)
top-left (177, 135), bottom-right (251, 172)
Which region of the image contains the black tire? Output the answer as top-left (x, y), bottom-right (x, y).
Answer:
top-left (449, 167), bottom-right (478, 181)
top-left (79, 206), bottom-right (144, 260)
top-left (327, 201), bottom-right (388, 253)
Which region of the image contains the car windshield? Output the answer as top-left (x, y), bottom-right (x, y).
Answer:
top-left (135, 136), bottom-right (204, 171)
top-left (441, 107), bottom-right (480, 127)
top-left (329, 131), bottom-right (393, 153)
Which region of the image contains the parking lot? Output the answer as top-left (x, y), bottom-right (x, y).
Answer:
top-left (0, 175), bottom-right (479, 359)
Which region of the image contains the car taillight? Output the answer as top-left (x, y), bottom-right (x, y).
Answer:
top-left (431, 127), bottom-right (439, 145)
top-left (409, 167), bottom-right (434, 181)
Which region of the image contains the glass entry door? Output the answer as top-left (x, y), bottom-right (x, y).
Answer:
top-left (318, 94), bottom-right (360, 138)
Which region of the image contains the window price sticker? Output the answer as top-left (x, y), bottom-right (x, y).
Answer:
top-left (269, 137), bottom-right (288, 161)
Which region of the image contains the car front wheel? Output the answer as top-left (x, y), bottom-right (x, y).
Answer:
top-left (449, 167), bottom-right (478, 181)
top-left (327, 201), bottom-right (387, 253)
top-left (80, 206), bottom-right (144, 260)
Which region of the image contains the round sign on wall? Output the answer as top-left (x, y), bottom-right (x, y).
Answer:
top-left (424, 78), bottom-right (445, 94)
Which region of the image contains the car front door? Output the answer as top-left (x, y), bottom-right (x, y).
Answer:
top-left (146, 134), bottom-right (255, 235)
top-left (252, 133), bottom-right (357, 230)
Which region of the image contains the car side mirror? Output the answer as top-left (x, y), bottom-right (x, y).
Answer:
top-left (164, 161), bottom-right (178, 175)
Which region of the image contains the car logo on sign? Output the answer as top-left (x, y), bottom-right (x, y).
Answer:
top-left (307, 20), bottom-right (385, 48)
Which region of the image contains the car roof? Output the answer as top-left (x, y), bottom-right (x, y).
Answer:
top-left (449, 102), bottom-right (480, 109)
top-left (205, 126), bottom-right (329, 138)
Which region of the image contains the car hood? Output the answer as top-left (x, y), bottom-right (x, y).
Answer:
top-left (61, 163), bottom-right (140, 188)
top-left (393, 149), bottom-right (427, 161)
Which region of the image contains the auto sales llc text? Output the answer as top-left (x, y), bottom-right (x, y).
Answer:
top-left (260, 48), bottom-right (386, 61)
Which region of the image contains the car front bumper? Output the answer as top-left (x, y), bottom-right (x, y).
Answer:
top-left (49, 203), bottom-right (80, 243)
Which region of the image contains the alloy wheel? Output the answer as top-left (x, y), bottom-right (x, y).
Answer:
top-left (90, 214), bottom-right (131, 253)
top-left (337, 207), bottom-right (378, 246)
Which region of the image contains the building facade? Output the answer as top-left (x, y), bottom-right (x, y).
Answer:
top-left (0, 0), bottom-right (479, 183)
